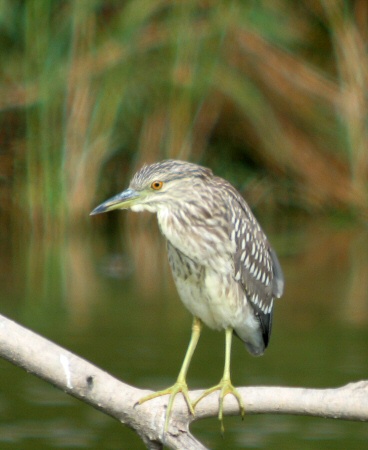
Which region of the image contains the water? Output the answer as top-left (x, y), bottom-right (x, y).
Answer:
top-left (0, 216), bottom-right (367, 449)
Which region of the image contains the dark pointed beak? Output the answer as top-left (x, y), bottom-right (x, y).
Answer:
top-left (90, 188), bottom-right (141, 215)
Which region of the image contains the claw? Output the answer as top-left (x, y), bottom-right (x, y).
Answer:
top-left (139, 381), bottom-right (195, 431)
top-left (193, 377), bottom-right (245, 432)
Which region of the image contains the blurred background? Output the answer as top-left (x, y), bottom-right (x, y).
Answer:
top-left (0, 0), bottom-right (368, 448)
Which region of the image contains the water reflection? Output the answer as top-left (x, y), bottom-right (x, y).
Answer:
top-left (0, 216), bottom-right (367, 449)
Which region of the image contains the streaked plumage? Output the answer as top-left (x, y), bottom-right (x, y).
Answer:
top-left (91, 159), bottom-right (284, 430)
top-left (130, 160), bottom-right (283, 354)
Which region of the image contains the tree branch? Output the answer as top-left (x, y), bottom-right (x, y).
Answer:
top-left (0, 313), bottom-right (367, 450)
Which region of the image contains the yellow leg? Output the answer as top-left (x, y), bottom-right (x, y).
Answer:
top-left (139, 317), bottom-right (202, 431)
top-left (193, 327), bottom-right (245, 432)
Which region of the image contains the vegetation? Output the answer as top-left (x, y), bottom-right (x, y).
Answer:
top-left (1, 0), bottom-right (367, 235)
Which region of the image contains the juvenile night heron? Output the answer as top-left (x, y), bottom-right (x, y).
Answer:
top-left (91, 160), bottom-right (284, 430)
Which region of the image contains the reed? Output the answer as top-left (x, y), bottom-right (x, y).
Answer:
top-left (0, 0), bottom-right (367, 235)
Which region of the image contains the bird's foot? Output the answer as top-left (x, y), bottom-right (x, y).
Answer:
top-left (138, 380), bottom-right (195, 431)
top-left (193, 377), bottom-right (245, 433)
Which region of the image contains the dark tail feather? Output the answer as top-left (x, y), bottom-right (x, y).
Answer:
top-left (252, 304), bottom-right (273, 349)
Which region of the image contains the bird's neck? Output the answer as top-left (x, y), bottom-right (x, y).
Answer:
top-left (157, 207), bottom-right (189, 250)
top-left (156, 206), bottom-right (234, 270)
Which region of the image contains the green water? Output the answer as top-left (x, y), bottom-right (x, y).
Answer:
top-left (0, 216), bottom-right (367, 449)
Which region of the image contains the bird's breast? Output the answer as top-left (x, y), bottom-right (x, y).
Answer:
top-left (157, 207), bottom-right (234, 272)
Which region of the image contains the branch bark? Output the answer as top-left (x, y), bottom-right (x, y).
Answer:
top-left (0, 313), bottom-right (367, 449)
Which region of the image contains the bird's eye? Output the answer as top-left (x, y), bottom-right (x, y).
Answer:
top-left (151, 180), bottom-right (163, 190)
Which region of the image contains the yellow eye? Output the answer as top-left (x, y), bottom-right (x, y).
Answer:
top-left (151, 180), bottom-right (163, 190)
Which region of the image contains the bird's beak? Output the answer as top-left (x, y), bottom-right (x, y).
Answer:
top-left (90, 188), bottom-right (141, 215)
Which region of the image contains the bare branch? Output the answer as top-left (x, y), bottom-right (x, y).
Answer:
top-left (0, 313), bottom-right (367, 450)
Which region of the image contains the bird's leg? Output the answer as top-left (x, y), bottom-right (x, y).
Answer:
top-left (193, 327), bottom-right (245, 432)
top-left (138, 317), bottom-right (202, 431)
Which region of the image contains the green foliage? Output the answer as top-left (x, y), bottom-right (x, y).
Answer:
top-left (1, 0), bottom-right (367, 233)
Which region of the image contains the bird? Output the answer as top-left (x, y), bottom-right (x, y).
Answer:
top-left (90, 159), bottom-right (284, 431)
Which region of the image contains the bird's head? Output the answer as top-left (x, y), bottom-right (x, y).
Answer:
top-left (90, 160), bottom-right (213, 216)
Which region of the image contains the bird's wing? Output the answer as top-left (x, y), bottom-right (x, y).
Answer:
top-left (224, 185), bottom-right (284, 346)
